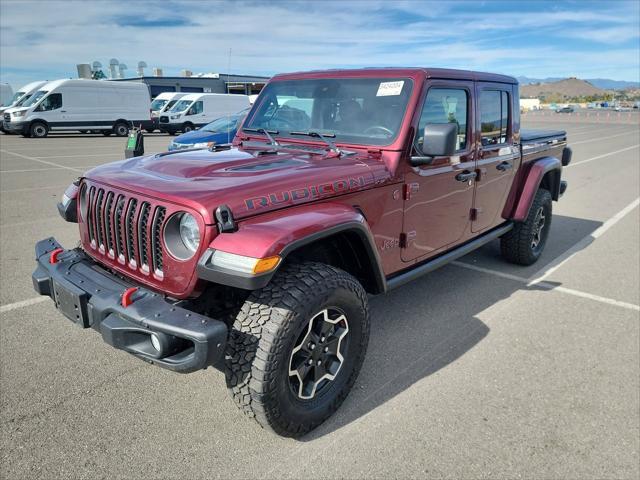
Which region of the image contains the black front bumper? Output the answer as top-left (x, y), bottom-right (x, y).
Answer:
top-left (32, 237), bottom-right (227, 373)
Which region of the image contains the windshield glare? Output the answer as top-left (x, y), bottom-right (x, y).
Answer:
top-left (203, 115), bottom-right (240, 132)
top-left (170, 100), bottom-right (192, 112)
top-left (150, 98), bottom-right (168, 111)
top-left (10, 92), bottom-right (25, 104)
top-left (243, 77), bottom-right (413, 146)
top-left (22, 90), bottom-right (48, 107)
top-left (15, 93), bottom-right (33, 106)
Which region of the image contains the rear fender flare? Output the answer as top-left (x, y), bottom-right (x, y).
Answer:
top-left (196, 203), bottom-right (386, 292)
top-left (511, 156), bottom-right (562, 222)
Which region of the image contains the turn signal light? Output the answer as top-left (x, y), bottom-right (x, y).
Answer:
top-left (253, 256), bottom-right (281, 274)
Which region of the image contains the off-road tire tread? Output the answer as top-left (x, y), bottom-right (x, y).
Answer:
top-left (501, 188), bottom-right (552, 265)
top-left (225, 261), bottom-right (369, 437)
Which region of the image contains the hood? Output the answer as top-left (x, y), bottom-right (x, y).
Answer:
top-left (85, 146), bottom-right (391, 224)
top-left (173, 128), bottom-right (237, 145)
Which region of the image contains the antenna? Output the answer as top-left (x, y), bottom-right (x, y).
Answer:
top-left (226, 48), bottom-right (232, 143)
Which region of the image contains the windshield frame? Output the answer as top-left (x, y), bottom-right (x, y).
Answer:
top-left (243, 76), bottom-right (414, 148)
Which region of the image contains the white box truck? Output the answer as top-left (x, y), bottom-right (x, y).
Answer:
top-left (3, 79), bottom-right (151, 138)
top-left (148, 92), bottom-right (188, 132)
top-left (0, 81), bottom-right (47, 133)
top-left (158, 93), bottom-right (250, 134)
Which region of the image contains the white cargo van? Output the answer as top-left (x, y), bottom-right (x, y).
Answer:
top-left (0, 83), bottom-right (14, 107)
top-left (3, 79), bottom-right (151, 138)
top-left (158, 93), bottom-right (250, 134)
top-left (0, 81), bottom-right (47, 133)
top-left (148, 92), bottom-right (188, 132)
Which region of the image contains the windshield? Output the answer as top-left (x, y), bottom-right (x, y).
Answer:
top-left (10, 91), bottom-right (25, 104)
top-left (170, 99), bottom-right (192, 113)
top-left (164, 99), bottom-right (178, 111)
top-left (15, 93), bottom-right (33, 106)
top-left (150, 98), bottom-right (168, 111)
top-left (243, 77), bottom-right (413, 146)
top-left (22, 90), bottom-right (48, 107)
top-left (203, 114), bottom-right (241, 132)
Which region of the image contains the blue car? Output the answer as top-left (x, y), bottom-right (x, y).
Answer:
top-left (167, 110), bottom-right (247, 151)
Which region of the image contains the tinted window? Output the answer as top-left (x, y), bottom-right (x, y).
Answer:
top-left (40, 93), bottom-right (62, 111)
top-left (415, 88), bottom-right (468, 153)
top-left (244, 77), bottom-right (413, 146)
top-left (480, 90), bottom-right (510, 146)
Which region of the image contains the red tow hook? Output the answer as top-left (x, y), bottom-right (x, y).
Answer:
top-left (121, 287), bottom-right (139, 308)
top-left (49, 248), bottom-right (64, 264)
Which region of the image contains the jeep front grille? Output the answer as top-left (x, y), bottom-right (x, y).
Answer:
top-left (85, 186), bottom-right (167, 277)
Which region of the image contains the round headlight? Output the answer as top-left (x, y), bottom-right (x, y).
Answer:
top-left (179, 213), bottom-right (200, 253)
top-left (163, 212), bottom-right (201, 260)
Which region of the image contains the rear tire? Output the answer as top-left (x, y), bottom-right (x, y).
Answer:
top-left (501, 188), bottom-right (552, 265)
top-left (30, 122), bottom-right (48, 138)
top-left (225, 262), bottom-right (370, 437)
top-left (113, 122), bottom-right (129, 137)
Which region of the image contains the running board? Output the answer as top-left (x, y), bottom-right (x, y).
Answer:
top-left (386, 222), bottom-right (514, 291)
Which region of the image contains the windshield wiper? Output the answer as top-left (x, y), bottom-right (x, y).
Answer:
top-left (290, 130), bottom-right (352, 156)
top-left (243, 127), bottom-right (280, 146)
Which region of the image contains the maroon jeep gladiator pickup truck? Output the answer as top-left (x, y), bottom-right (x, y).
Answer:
top-left (33, 68), bottom-right (570, 437)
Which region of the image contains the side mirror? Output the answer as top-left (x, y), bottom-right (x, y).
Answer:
top-left (422, 123), bottom-right (458, 157)
top-left (410, 123), bottom-right (458, 167)
top-left (187, 108), bottom-right (194, 115)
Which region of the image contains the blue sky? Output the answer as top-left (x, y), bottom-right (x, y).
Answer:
top-left (1, 0), bottom-right (639, 89)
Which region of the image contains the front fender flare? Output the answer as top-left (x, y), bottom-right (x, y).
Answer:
top-left (196, 203), bottom-right (386, 292)
top-left (511, 156), bottom-right (562, 222)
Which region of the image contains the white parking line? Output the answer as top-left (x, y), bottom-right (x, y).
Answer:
top-left (451, 262), bottom-right (640, 312)
top-left (566, 144), bottom-right (640, 168)
top-left (528, 197), bottom-right (640, 285)
top-left (0, 149), bottom-right (85, 173)
top-left (0, 297), bottom-right (47, 314)
top-left (0, 184), bottom-right (68, 193)
top-left (571, 130), bottom-right (639, 146)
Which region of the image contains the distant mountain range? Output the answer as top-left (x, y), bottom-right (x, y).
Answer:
top-left (521, 78), bottom-right (605, 99)
top-left (517, 76), bottom-right (639, 90)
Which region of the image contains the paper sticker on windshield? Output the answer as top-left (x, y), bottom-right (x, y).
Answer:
top-left (376, 81), bottom-right (404, 96)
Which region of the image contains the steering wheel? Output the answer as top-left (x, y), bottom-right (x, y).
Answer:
top-left (363, 125), bottom-right (393, 137)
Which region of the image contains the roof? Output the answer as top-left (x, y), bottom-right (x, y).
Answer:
top-left (116, 74), bottom-right (269, 82)
top-left (272, 67), bottom-right (517, 84)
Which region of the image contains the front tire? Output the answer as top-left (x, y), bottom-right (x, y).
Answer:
top-left (501, 188), bottom-right (552, 265)
top-left (30, 122), bottom-right (48, 138)
top-left (182, 122), bottom-right (194, 133)
top-left (225, 262), bottom-right (370, 437)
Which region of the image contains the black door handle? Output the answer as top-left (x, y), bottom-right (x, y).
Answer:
top-left (455, 170), bottom-right (478, 182)
top-left (496, 161), bottom-right (513, 171)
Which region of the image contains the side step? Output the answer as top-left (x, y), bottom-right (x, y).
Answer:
top-left (386, 222), bottom-right (513, 291)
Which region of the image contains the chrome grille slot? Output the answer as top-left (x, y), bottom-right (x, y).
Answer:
top-left (151, 207), bottom-right (166, 276)
top-left (114, 195), bottom-right (126, 261)
top-left (125, 198), bottom-right (138, 267)
top-left (138, 202), bottom-right (151, 272)
top-left (87, 186), bottom-right (96, 246)
top-left (94, 189), bottom-right (105, 251)
top-left (104, 191), bottom-right (115, 257)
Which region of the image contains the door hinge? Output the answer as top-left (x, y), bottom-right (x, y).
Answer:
top-left (470, 208), bottom-right (478, 221)
top-left (403, 182), bottom-right (419, 200)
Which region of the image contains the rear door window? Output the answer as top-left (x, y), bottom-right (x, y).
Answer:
top-left (479, 90), bottom-right (510, 146)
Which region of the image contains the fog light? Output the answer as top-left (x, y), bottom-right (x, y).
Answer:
top-left (150, 333), bottom-right (161, 352)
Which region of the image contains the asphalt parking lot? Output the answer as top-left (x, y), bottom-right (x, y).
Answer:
top-left (1, 116), bottom-right (639, 479)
